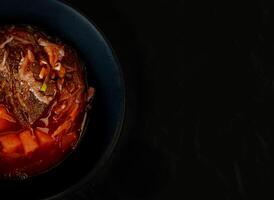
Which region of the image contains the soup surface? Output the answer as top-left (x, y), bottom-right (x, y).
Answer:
top-left (0, 25), bottom-right (94, 179)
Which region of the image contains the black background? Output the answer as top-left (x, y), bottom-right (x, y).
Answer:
top-left (63, 1), bottom-right (274, 200)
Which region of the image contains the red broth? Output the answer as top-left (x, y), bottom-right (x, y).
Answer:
top-left (0, 25), bottom-right (94, 179)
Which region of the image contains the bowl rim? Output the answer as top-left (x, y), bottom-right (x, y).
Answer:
top-left (41, 0), bottom-right (126, 199)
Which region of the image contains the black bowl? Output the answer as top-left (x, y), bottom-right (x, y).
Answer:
top-left (0, 0), bottom-right (125, 199)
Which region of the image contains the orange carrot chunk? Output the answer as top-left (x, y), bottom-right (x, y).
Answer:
top-left (39, 67), bottom-right (47, 79)
top-left (0, 134), bottom-right (22, 154)
top-left (36, 130), bottom-right (55, 147)
top-left (19, 130), bottom-right (39, 155)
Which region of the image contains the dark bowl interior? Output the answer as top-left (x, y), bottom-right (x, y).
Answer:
top-left (0, 0), bottom-right (125, 199)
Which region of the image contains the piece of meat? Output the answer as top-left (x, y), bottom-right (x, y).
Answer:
top-left (4, 70), bottom-right (48, 125)
top-left (0, 44), bottom-right (55, 125)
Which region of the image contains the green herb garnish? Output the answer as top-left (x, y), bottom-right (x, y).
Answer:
top-left (40, 83), bottom-right (47, 92)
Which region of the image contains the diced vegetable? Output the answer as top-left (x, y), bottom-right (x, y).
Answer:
top-left (19, 130), bottom-right (39, 155)
top-left (36, 130), bottom-right (55, 147)
top-left (0, 134), bottom-right (22, 154)
top-left (40, 82), bottom-right (47, 92)
top-left (39, 67), bottom-right (47, 79)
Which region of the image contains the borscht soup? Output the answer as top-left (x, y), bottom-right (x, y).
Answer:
top-left (0, 25), bottom-right (94, 179)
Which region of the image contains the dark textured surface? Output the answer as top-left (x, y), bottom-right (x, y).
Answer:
top-left (63, 1), bottom-right (274, 200)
